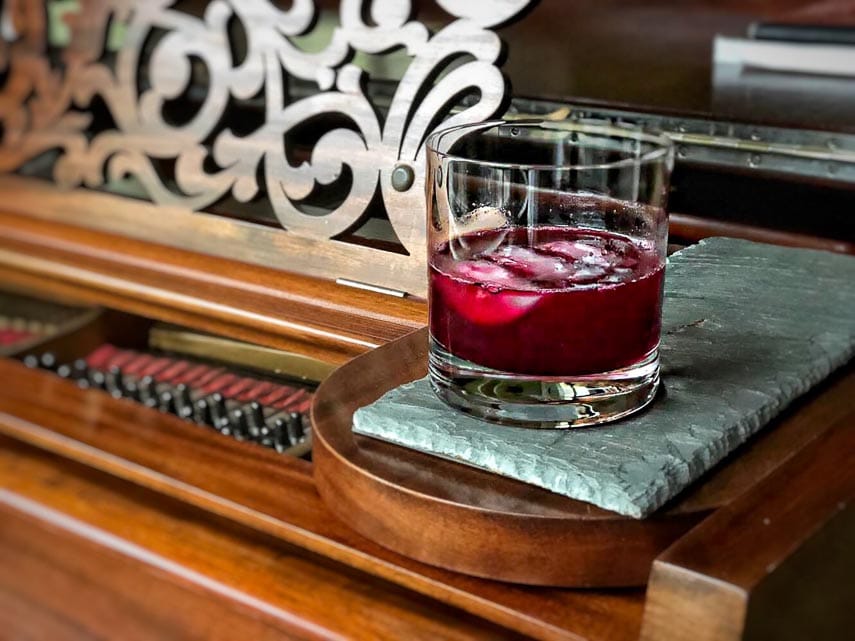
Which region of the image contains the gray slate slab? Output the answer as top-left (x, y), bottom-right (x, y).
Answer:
top-left (353, 238), bottom-right (855, 518)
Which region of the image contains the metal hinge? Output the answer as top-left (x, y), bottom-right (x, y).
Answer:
top-left (336, 278), bottom-right (408, 298)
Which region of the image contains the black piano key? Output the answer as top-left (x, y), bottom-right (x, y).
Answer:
top-left (138, 375), bottom-right (158, 407)
top-left (193, 397), bottom-right (211, 426)
top-left (246, 401), bottom-right (266, 439)
top-left (216, 398), bottom-right (233, 436)
top-left (174, 384), bottom-right (194, 419)
top-left (123, 376), bottom-right (139, 401)
top-left (158, 389), bottom-right (176, 413)
top-left (87, 367), bottom-right (107, 390)
top-left (285, 412), bottom-right (305, 446)
top-left (70, 359), bottom-right (90, 388)
top-left (39, 352), bottom-right (57, 371)
top-left (106, 366), bottom-right (126, 399)
top-left (209, 393), bottom-right (229, 430)
top-left (270, 416), bottom-right (291, 453)
top-left (230, 408), bottom-right (244, 440)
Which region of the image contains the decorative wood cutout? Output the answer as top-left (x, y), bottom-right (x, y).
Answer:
top-left (0, 0), bottom-right (534, 274)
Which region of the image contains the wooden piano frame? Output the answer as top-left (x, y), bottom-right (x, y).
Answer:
top-left (0, 207), bottom-right (851, 641)
top-left (0, 1), bottom-right (853, 639)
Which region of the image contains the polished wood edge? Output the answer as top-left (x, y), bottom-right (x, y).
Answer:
top-left (0, 490), bottom-right (330, 641)
top-left (0, 359), bottom-right (641, 641)
top-left (640, 423), bottom-right (855, 641)
top-left (669, 213), bottom-right (855, 255)
top-left (311, 326), bottom-right (855, 587)
top-left (0, 210), bottom-right (427, 363)
top-left (0, 439), bottom-right (519, 641)
top-left (641, 566), bottom-right (748, 641)
top-left (312, 327), bottom-right (702, 588)
top-left (0, 175), bottom-right (428, 297)
top-left (314, 431), bottom-right (698, 587)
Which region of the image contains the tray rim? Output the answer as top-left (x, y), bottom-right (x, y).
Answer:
top-left (311, 326), bottom-right (853, 587)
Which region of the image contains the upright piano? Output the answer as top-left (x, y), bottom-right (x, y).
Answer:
top-left (0, 1), bottom-right (852, 640)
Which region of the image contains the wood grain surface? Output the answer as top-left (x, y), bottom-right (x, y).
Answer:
top-left (0, 357), bottom-right (646, 641)
top-left (640, 422), bottom-right (854, 641)
top-left (312, 326), bottom-right (855, 587)
top-left (1, 2), bottom-right (851, 636)
top-left (0, 437), bottom-right (521, 641)
top-left (1, 182), bottom-right (848, 370)
top-left (498, 0), bottom-right (855, 131)
top-left (0, 208), bottom-right (426, 365)
top-left (669, 213), bottom-right (855, 256)
top-left (0, 1), bottom-right (532, 294)
top-left (2, 349), bottom-right (852, 639)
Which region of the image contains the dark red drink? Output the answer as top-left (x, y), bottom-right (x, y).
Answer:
top-left (429, 227), bottom-right (664, 376)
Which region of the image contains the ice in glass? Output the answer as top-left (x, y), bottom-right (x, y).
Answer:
top-left (426, 120), bottom-right (674, 428)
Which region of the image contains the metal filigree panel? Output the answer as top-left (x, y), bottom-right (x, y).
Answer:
top-left (0, 0), bottom-right (535, 274)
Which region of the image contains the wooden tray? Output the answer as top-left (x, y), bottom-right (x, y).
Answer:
top-left (312, 327), bottom-right (847, 587)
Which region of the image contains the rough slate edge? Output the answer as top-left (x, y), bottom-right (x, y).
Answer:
top-left (353, 238), bottom-right (855, 518)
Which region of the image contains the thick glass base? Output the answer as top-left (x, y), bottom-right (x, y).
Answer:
top-left (428, 337), bottom-right (660, 429)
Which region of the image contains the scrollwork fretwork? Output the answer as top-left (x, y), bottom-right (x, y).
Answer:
top-left (0, 0), bottom-right (534, 253)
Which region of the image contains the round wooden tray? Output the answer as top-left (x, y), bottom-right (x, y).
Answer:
top-left (312, 327), bottom-right (820, 587)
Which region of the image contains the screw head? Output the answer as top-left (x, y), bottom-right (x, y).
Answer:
top-left (391, 163), bottom-right (415, 192)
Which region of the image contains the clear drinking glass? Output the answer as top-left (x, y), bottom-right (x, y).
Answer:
top-left (425, 119), bottom-right (674, 428)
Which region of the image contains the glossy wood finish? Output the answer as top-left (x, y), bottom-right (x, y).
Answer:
top-left (2, 347), bottom-right (852, 639)
top-left (0, 209), bottom-right (426, 365)
top-left (0, 357), bottom-right (646, 641)
top-left (0, 1), bottom-right (851, 635)
top-left (0, 1), bottom-right (532, 295)
top-left (640, 422), bottom-right (854, 641)
top-left (499, 0), bottom-right (855, 131)
top-left (669, 213), bottom-right (855, 256)
top-left (0, 185), bottom-right (848, 366)
top-left (0, 438), bottom-right (521, 641)
top-left (313, 328), bottom-right (688, 587)
top-left (0, 170), bottom-right (431, 295)
top-left (312, 327), bottom-right (855, 586)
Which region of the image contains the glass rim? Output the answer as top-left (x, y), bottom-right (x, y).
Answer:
top-left (425, 118), bottom-right (675, 171)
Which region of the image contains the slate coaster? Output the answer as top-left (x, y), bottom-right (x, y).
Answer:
top-left (353, 238), bottom-right (855, 518)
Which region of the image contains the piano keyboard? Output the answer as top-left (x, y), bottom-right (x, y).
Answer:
top-left (24, 343), bottom-right (313, 456)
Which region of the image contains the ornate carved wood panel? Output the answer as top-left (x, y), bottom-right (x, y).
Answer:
top-left (0, 0), bottom-right (536, 294)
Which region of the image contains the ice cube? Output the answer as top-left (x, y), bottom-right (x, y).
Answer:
top-left (436, 261), bottom-right (540, 324)
top-left (539, 239), bottom-right (604, 262)
top-left (449, 227), bottom-right (509, 260)
top-left (463, 206), bottom-right (508, 229)
top-left (567, 265), bottom-right (607, 284)
top-left (601, 267), bottom-right (634, 284)
top-left (450, 259), bottom-right (520, 288)
top-left (487, 245), bottom-right (569, 281)
top-left (581, 252), bottom-right (613, 270)
top-left (615, 256), bottom-right (639, 271)
top-left (444, 286), bottom-right (541, 325)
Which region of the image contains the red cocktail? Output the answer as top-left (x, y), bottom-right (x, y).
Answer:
top-left (426, 120), bottom-right (673, 427)
top-left (430, 227), bottom-right (664, 377)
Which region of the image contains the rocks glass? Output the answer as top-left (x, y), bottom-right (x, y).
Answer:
top-left (426, 119), bottom-right (674, 428)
